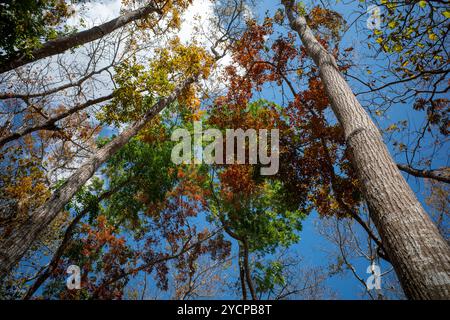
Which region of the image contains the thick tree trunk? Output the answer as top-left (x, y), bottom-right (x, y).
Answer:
top-left (0, 3), bottom-right (162, 73)
top-left (0, 76), bottom-right (196, 275)
top-left (283, 0), bottom-right (450, 299)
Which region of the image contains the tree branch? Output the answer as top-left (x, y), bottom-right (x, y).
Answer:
top-left (397, 164), bottom-right (450, 184)
top-left (0, 2), bottom-right (163, 73)
top-left (0, 94), bottom-right (113, 148)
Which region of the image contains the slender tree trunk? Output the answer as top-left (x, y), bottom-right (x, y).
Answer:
top-left (0, 3), bottom-right (162, 73)
top-left (23, 181), bottom-right (125, 299)
top-left (238, 245), bottom-right (248, 300)
top-left (0, 76), bottom-right (196, 275)
top-left (283, 0), bottom-right (450, 299)
top-left (242, 239), bottom-right (257, 300)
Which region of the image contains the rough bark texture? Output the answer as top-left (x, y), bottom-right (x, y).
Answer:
top-left (283, 0), bottom-right (450, 299)
top-left (0, 76), bottom-right (196, 275)
top-left (0, 3), bottom-right (161, 73)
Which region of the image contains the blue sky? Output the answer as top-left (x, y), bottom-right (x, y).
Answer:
top-left (229, 0), bottom-right (448, 299)
top-left (96, 0), bottom-right (447, 300)
top-left (9, 0), bottom-right (448, 300)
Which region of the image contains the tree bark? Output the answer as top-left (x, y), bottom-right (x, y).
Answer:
top-left (242, 239), bottom-right (257, 300)
top-left (282, 0), bottom-right (450, 299)
top-left (0, 3), bottom-right (162, 73)
top-left (397, 164), bottom-right (450, 184)
top-left (238, 245), bottom-right (248, 300)
top-left (23, 182), bottom-right (122, 300)
top-left (0, 76), bottom-right (196, 275)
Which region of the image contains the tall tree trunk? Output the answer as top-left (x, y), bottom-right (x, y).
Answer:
top-left (23, 180), bottom-right (127, 300)
top-left (242, 239), bottom-right (257, 300)
top-left (282, 0), bottom-right (450, 299)
top-left (0, 76), bottom-right (196, 275)
top-left (238, 245), bottom-right (248, 300)
top-left (0, 3), bottom-right (162, 73)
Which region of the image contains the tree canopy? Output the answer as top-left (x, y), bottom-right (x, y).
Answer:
top-left (0, 0), bottom-right (448, 300)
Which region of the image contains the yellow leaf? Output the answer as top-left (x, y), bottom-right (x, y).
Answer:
top-left (387, 124), bottom-right (398, 132)
top-left (388, 21), bottom-right (397, 29)
top-left (394, 44), bottom-right (403, 52)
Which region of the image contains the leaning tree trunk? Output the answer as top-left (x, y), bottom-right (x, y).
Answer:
top-left (0, 76), bottom-right (196, 275)
top-left (282, 0), bottom-right (450, 299)
top-left (0, 3), bottom-right (162, 73)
